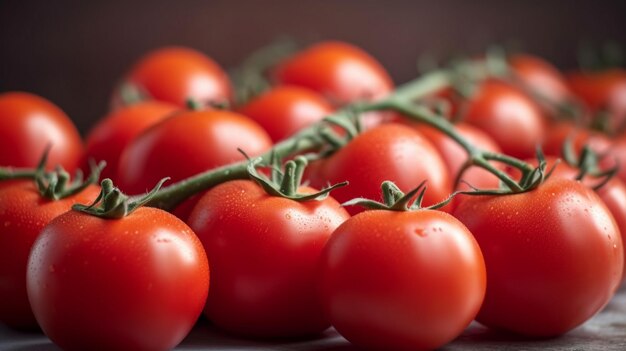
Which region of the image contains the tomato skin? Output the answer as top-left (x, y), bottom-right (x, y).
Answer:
top-left (509, 54), bottom-right (571, 104)
top-left (319, 210), bottom-right (486, 351)
top-left (188, 180), bottom-right (349, 338)
top-left (82, 101), bottom-right (179, 182)
top-left (0, 92), bottom-right (83, 171)
top-left (452, 178), bottom-right (623, 336)
top-left (27, 207), bottom-right (209, 351)
top-left (542, 120), bottom-right (612, 157)
top-left (239, 85), bottom-right (333, 142)
top-left (117, 46), bottom-right (232, 108)
top-left (461, 80), bottom-right (547, 159)
top-left (309, 124), bottom-right (451, 215)
top-left (117, 109), bottom-right (272, 195)
top-left (567, 69), bottom-right (626, 130)
top-left (412, 122), bottom-right (503, 191)
top-left (0, 181), bottom-right (100, 329)
top-left (275, 41), bottom-right (393, 106)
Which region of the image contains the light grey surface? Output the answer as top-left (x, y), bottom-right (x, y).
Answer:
top-left (3, 287), bottom-right (626, 351)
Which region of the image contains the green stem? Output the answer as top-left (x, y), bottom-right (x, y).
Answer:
top-left (0, 167), bottom-right (38, 181)
top-left (136, 59), bottom-right (537, 211)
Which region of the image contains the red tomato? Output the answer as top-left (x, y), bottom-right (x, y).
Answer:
top-left (308, 124), bottom-right (451, 215)
top-left (27, 207), bottom-right (209, 351)
top-left (603, 135), bottom-right (626, 185)
top-left (319, 209), bottom-right (486, 351)
top-left (567, 69), bottom-right (626, 131)
top-left (116, 46), bottom-right (233, 108)
top-left (522, 156), bottom-right (626, 281)
top-left (542, 120), bottom-right (612, 157)
top-left (117, 109), bottom-right (272, 195)
top-left (0, 181), bottom-right (100, 329)
top-left (275, 41), bottom-right (393, 106)
top-left (82, 101), bottom-right (179, 182)
top-left (412, 122), bottom-right (503, 191)
top-left (239, 85), bottom-right (333, 142)
top-left (461, 80), bottom-right (547, 159)
top-left (188, 180), bottom-right (350, 337)
top-left (0, 92), bottom-right (83, 171)
top-left (509, 54), bottom-right (572, 104)
top-left (452, 178), bottom-right (623, 336)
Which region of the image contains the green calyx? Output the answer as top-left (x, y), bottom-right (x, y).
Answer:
top-left (561, 137), bottom-right (618, 190)
top-left (246, 153), bottom-right (347, 202)
top-left (343, 181), bottom-right (456, 211)
top-left (73, 178), bottom-right (168, 219)
top-left (0, 147), bottom-right (105, 200)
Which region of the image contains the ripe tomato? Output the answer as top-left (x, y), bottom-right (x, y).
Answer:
top-left (308, 124), bottom-right (451, 215)
top-left (0, 181), bottom-right (100, 329)
top-left (188, 180), bottom-right (350, 338)
top-left (117, 109), bottom-right (272, 195)
top-left (0, 92), bottom-right (83, 171)
top-left (567, 69), bottom-right (626, 131)
top-left (27, 207), bottom-right (209, 351)
top-left (115, 46), bottom-right (233, 108)
top-left (319, 209), bottom-right (486, 351)
top-left (275, 41), bottom-right (393, 106)
top-left (452, 178), bottom-right (623, 336)
top-left (82, 101), bottom-right (179, 182)
top-left (509, 54), bottom-right (572, 104)
top-left (542, 120), bottom-right (612, 157)
top-left (238, 85), bottom-right (333, 142)
top-left (603, 135), bottom-right (626, 185)
top-left (521, 156), bottom-right (626, 280)
top-left (461, 80), bottom-right (547, 159)
top-left (411, 122), bottom-right (503, 191)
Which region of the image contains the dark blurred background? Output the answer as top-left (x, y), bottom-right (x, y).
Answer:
top-left (2, 0), bottom-right (626, 134)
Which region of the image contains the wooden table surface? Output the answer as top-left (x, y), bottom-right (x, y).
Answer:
top-left (3, 285), bottom-right (626, 351)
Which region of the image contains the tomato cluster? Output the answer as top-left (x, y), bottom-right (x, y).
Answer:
top-left (2, 39), bottom-right (626, 351)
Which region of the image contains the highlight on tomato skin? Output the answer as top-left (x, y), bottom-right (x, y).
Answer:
top-left (0, 92), bottom-right (83, 172)
top-left (307, 123), bottom-right (452, 216)
top-left (238, 85), bottom-right (334, 142)
top-left (275, 41), bottom-right (394, 106)
top-left (81, 101), bottom-right (180, 182)
top-left (116, 109), bottom-right (273, 196)
top-left (452, 177), bottom-right (623, 337)
top-left (460, 79), bottom-right (547, 160)
top-left (319, 209), bottom-right (486, 351)
top-left (187, 179), bottom-right (350, 338)
top-left (26, 207), bottom-right (210, 351)
top-left (509, 54), bottom-right (573, 105)
top-left (112, 46), bottom-right (234, 108)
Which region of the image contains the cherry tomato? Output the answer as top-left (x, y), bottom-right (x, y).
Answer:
top-left (308, 124), bottom-right (451, 215)
top-left (509, 54), bottom-right (572, 104)
top-left (82, 101), bottom-right (179, 182)
top-left (117, 109), bottom-right (272, 195)
top-left (542, 120), bottom-right (612, 157)
top-left (0, 92), bottom-right (83, 171)
top-left (275, 41), bottom-right (393, 106)
top-left (522, 156), bottom-right (626, 281)
top-left (239, 85), bottom-right (333, 142)
top-left (319, 209), bottom-right (486, 351)
top-left (567, 69), bottom-right (626, 131)
top-left (27, 207), bottom-right (209, 351)
top-left (411, 122), bottom-right (503, 191)
top-left (603, 135), bottom-right (626, 185)
top-left (115, 46), bottom-right (233, 108)
top-left (0, 181), bottom-right (100, 330)
top-left (461, 80), bottom-right (547, 159)
top-left (452, 178), bottom-right (623, 336)
top-left (188, 180), bottom-right (349, 338)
